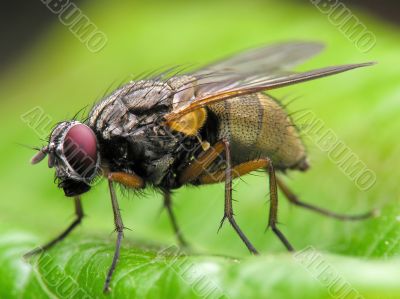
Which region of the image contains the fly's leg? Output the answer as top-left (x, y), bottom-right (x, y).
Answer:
top-left (177, 139), bottom-right (262, 254)
top-left (276, 176), bottom-right (377, 221)
top-left (162, 190), bottom-right (189, 248)
top-left (198, 159), bottom-right (269, 184)
top-left (178, 140), bottom-right (225, 184)
top-left (24, 196), bottom-right (84, 258)
top-left (103, 177), bottom-right (125, 293)
top-left (179, 139), bottom-right (269, 185)
top-left (219, 139), bottom-right (259, 255)
top-left (267, 162), bottom-right (294, 252)
top-left (108, 171), bottom-right (144, 189)
top-left (102, 171), bottom-right (144, 292)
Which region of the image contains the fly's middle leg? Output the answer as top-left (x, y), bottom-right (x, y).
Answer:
top-left (162, 189), bottom-right (189, 248)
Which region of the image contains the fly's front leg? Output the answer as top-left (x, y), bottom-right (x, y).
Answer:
top-left (276, 176), bottom-right (378, 221)
top-left (103, 171), bottom-right (143, 293)
top-left (219, 139), bottom-right (259, 255)
top-left (162, 190), bottom-right (189, 247)
top-left (103, 176), bottom-right (125, 293)
top-left (24, 196), bottom-right (84, 258)
top-left (267, 161), bottom-right (294, 251)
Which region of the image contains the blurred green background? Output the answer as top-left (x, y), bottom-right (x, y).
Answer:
top-left (0, 0), bottom-right (399, 298)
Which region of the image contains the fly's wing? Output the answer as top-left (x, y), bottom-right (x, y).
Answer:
top-left (192, 41), bottom-right (325, 79)
top-left (164, 42), bottom-right (375, 123)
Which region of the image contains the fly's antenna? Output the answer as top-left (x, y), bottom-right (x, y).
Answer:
top-left (15, 142), bottom-right (48, 164)
top-left (31, 146), bottom-right (49, 165)
top-left (15, 142), bottom-right (41, 152)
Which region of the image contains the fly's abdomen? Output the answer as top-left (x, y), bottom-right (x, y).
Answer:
top-left (207, 93), bottom-right (308, 171)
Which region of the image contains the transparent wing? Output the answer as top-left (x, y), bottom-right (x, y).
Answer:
top-left (192, 41), bottom-right (323, 77)
top-left (165, 42), bottom-right (374, 122)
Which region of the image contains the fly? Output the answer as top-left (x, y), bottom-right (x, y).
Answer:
top-left (25, 41), bottom-right (377, 292)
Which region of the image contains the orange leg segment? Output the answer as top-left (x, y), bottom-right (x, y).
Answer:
top-left (108, 171), bottom-right (144, 189)
top-left (178, 140), bottom-right (225, 184)
top-left (199, 159), bottom-right (269, 184)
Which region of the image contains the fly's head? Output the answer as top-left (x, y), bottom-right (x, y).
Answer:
top-left (31, 121), bottom-right (101, 197)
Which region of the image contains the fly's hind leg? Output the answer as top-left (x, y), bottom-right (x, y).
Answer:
top-left (267, 161), bottom-right (294, 252)
top-left (178, 139), bottom-right (265, 254)
top-left (24, 196), bottom-right (84, 258)
top-left (276, 176), bottom-right (377, 221)
top-left (162, 190), bottom-right (189, 248)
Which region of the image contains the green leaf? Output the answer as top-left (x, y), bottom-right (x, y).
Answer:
top-left (1, 231), bottom-right (400, 299)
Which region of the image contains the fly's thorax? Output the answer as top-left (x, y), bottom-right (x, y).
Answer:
top-left (87, 84), bottom-right (198, 187)
top-left (86, 77), bottom-right (205, 187)
top-left (93, 119), bottom-right (200, 188)
top-left (88, 75), bottom-right (203, 143)
top-left (88, 80), bottom-right (174, 141)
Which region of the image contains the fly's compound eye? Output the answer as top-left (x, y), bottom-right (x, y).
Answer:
top-left (63, 124), bottom-right (98, 179)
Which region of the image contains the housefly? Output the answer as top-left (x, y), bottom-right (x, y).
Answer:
top-left (25, 41), bottom-right (376, 292)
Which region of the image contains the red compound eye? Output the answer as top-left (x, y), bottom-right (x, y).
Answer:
top-left (63, 124), bottom-right (98, 177)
